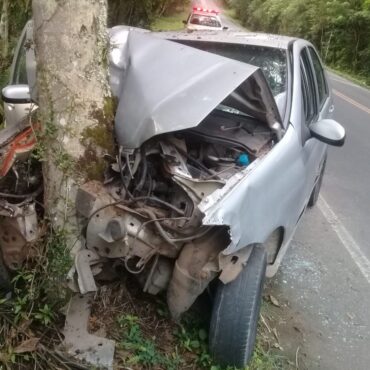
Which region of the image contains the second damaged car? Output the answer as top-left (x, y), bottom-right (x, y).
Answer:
top-left (1, 26), bottom-right (346, 368)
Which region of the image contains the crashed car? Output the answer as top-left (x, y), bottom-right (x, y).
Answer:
top-left (1, 23), bottom-right (345, 368)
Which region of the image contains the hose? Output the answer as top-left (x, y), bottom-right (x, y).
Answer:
top-left (135, 147), bottom-right (147, 193)
top-left (139, 208), bottom-right (179, 248)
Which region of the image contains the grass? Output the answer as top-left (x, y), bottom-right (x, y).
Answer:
top-left (0, 228), bottom-right (81, 369)
top-left (88, 280), bottom-right (292, 370)
top-left (223, 8), bottom-right (239, 22)
top-left (151, 10), bottom-right (188, 32)
top-left (1, 261), bottom-right (291, 369)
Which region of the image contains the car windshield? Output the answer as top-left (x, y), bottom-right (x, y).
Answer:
top-left (178, 41), bottom-right (288, 118)
top-left (189, 14), bottom-right (221, 28)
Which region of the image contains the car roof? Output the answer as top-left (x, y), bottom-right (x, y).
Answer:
top-left (152, 30), bottom-right (297, 50)
top-left (190, 11), bottom-right (220, 17)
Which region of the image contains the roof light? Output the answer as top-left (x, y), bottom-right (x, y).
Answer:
top-left (193, 7), bottom-right (220, 14)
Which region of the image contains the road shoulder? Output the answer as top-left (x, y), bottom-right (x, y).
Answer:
top-left (266, 206), bottom-right (370, 369)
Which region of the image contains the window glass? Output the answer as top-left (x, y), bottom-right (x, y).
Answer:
top-left (189, 14), bottom-right (221, 28)
top-left (12, 38), bottom-right (28, 85)
top-left (308, 47), bottom-right (328, 108)
top-left (300, 61), bottom-right (309, 122)
top-left (300, 49), bottom-right (317, 125)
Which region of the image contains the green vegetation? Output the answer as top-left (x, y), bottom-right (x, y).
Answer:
top-left (226, 0), bottom-right (370, 85)
top-left (90, 283), bottom-right (291, 370)
top-left (151, 10), bottom-right (188, 31)
top-left (107, 0), bottom-right (190, 28)
top-left (0, 228), bottom-right (82, 368)
top-left (328, 66), bottom-right (370, 88)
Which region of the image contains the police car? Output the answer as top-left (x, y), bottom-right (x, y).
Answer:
top-left (184, 7), bottom-right (226, 31)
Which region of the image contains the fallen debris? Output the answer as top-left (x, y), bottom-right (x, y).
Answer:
top-left (14, 337), bottom-right (40, 354)
top-left (269, 294), bottom-right (281, 307)
top-left (63, 294), bottom-right (115, 370)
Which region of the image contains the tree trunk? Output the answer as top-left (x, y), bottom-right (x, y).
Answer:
top-left (0, 0), bottom-right (9, 59)
top-left (32, 0), bottom-right (114, 251)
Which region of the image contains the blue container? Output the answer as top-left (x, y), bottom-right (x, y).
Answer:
top-left (236, 153), bottom-right (250, 167)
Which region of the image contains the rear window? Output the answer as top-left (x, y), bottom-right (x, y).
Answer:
top-left (189, 14), bottom-right (221, 28)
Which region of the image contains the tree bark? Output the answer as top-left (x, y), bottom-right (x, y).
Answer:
top-left (0, 0), bottom-right (9, 59)
top-left (32, 0), bottom-right (113, 251)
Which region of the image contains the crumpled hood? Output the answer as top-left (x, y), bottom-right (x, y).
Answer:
top-left (110, 28), bottom-right (281, 150)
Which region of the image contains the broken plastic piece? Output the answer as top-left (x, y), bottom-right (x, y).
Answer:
top-left (75, 249), bottom-right (101, 294)
top-left (63, 294), bottom-right (115, 370)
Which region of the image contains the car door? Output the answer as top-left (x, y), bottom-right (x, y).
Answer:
top-left (3, 24), bottom-right (33, 127)
top-left (300, 47), bottom-right (328, 202)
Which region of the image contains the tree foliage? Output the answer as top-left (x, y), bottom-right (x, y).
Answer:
top-left (228, 0), bottom-right (370, 83)
top-left (107, 0), bottom-right (189, 27)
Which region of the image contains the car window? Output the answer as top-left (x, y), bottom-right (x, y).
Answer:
top-left (308, 47), bottom-right (328, 108)
top-left (12, 36), bottom-right (28, 85)
top-left (189, 14), bottom-right (221, 28)
top-left (300, 49), bottom-right (317, 125)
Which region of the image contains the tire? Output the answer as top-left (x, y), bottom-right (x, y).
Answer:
top-left (209, 245), bottom-right (267, 368)
top-left (308, 156), bottom-right (327, 208)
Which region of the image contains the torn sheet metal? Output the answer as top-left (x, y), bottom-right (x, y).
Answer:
top-left (75, 249), bottom-right (101, 294)
top-left (111, 29), bottom-right (281, 150)
top-left (0, 202), bottom-right (38, 270)
top-left (197, 125), bottom-right (307, 258)
top-left (63, 295), bottom-right (115, 370)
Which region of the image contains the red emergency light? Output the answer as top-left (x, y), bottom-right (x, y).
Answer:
top-left (193, 6), bottom-right (220, 14)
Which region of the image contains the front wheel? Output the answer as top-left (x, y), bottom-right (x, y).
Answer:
top-left (209, 245), bottom-right (267, 368)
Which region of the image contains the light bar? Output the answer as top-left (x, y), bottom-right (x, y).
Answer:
top-left (193, 6), bottom-right (220, 14)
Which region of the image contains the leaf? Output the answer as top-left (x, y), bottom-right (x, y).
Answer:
top-left (198, 329), bottom-right (207, 341)
top-left (269, 294), bottom-right (280, 307)
top-left (14, 338), bottom-right (40, 354)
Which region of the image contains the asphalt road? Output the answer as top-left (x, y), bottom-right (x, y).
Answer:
top-left (323, 74), bottom-right (370, 261)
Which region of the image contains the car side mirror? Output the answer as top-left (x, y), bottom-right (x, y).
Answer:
top-left (310, 119), bottom-right (345, 147)
top-left (223, 26), bottom-right (229, 30)
top-left (2, 85), bottom-right (31, 104)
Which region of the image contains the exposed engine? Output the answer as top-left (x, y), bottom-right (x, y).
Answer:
top-left (76, 109), bottom-right (275, 316)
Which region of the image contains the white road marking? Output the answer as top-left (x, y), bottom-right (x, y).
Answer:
top-left (318, 196), bottom-right (370, 284)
